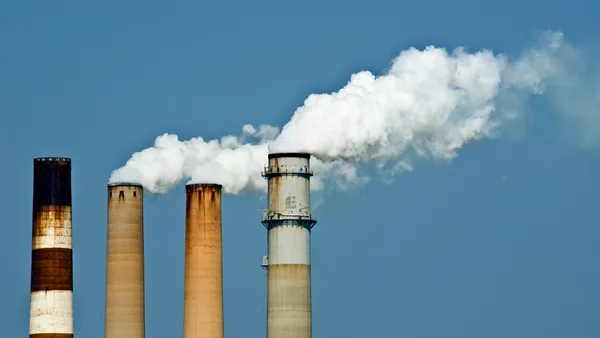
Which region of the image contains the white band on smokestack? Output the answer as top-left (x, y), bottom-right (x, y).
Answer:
top-left (268, 227), bottom-right (310, 265)
top-left (32, 217), bottom-right (72, 250)
top-left (30, 290), bottom-right (74, 334)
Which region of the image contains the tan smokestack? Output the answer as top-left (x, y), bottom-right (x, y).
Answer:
top-left (105, 183), bottom-right (145, 338)
top-left (183, 184), bottom-right (224, 338)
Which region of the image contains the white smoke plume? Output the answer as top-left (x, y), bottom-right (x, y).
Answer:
top-left (109, 31), bottom-right (575, 195)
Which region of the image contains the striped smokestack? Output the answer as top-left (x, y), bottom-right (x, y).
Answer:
top-left (30, 157), bottom-right (74, 338)
top-left (183, 184), bottom-right (224, 338)
top-left (105, 183), bottom-right (145, 338)
top-left (262, 153), bottom-right (316, 338)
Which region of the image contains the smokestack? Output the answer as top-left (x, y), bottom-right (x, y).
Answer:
top-left (105, 183), bottom-right (145, 338)
top-left (184, 184), bottom-right (224, 338)
top-left (262, 153), bottom-right (316, 338)
top-left (30, 157), bottom-right (74, 338)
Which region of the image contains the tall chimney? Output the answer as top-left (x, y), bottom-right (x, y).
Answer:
top-left (262, 153), bottom-right (316, 338)
top-left (105, 183), bottom-right (145, 338)
top-left (183, 184), bottom-right (224, 338)
top-left (30, 157), bottom-right (74, 338)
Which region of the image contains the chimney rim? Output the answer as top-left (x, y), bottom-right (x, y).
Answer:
top-left (268, 152), bottom-right (311, 159)
top-left (33, 157), bottom-right (71, 163)
top-left (108, 182), bottom-right (143, 188)
top-left (185, 183), bottom-right (223, 189)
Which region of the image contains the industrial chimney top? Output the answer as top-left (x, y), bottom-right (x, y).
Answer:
top-left (185, 183), bottom-right (223, 189)
top-left (108, 182), bottom-right (143, 188)
top-left (34, 157), bottom-right (71, 163)
top-left (268, 152), bottom-right (311, 160)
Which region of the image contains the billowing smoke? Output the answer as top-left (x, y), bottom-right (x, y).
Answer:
top-left (109, 31), bottom-right (575, 194)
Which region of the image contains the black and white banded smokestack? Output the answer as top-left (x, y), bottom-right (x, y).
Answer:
top-left (30, 157), bottom-right (74, 338)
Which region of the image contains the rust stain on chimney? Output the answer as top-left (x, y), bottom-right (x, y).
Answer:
top-left (184, 184), bottom-right (224, 338)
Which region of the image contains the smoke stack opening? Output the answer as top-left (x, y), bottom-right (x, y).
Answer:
top-left (108, 182), bottom-right (143, 188)
top-left (185, 183), bottom-right (224, 189)
top-left (267, 152), bottom-right (311, 159)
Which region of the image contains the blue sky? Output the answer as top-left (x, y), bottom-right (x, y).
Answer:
top-left (1, 1), bottom-right (599, 337)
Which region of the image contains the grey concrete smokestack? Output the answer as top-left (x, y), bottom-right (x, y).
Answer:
top-left (105, 183), bottom-right (145, 338)
top-left (262, 153), bottom-right (316, 338)
top-left (183, 184), bottom-right (224, 338)
top-left (30, 157), bottom-right (74, 338)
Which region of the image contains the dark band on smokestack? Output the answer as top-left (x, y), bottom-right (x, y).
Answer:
top-left (105, 182), bottom-right (145, 338)
top-left (30, 157), bottom-right (74, 338)
top-left (183, 183), bottom-right (224, 338)
top-left (33, 157), bottom-right (72, 210)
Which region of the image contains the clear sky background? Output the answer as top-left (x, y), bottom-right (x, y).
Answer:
top-left (1, 1), bottom-right (599, 337)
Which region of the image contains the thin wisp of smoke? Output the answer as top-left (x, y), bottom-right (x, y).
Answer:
top-left (109, 31), bottom-right (575, 195)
